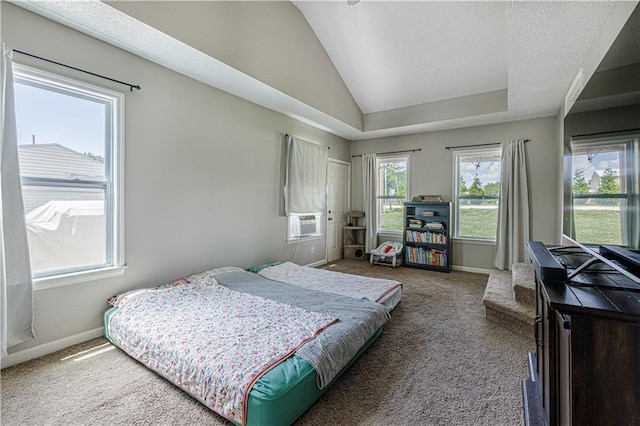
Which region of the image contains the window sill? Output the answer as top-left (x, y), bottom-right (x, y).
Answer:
top-left (452, 237), bottom-right (496, 246)
top-left (286, 234), bottom-right (323, 245)
top-left (34, 265), bottom-right (127, 291)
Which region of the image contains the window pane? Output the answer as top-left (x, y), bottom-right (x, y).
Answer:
top-left (13, 66), bottom-right (120, 281)
top-left (571, 143), bottom-right (626, 196)
top-left (458, 200), bottom-right (499, 239)
top-left (573, 199), bottom-right (622, 245)
top-left (456, 151), bottom-right (501, 239)
top-left (15, 81), bottom-right (107, 181)
top-left (377, 157), bottom-right (408, 232)
top-left (378, 199), bottom-right (404, 231)
top-left (571, 141), bottom-right (631, 246)
top-left (24, 187), bottom-right (106, 275)
top-left (378, 160), bottom-right (407, 197)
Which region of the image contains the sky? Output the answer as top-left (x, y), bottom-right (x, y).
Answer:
top-left (458, 149), bottom-right (622, 189)
top-left (572, 151), bottom-right (621, 181)
top-left (14, 81), bottom-right (106, 156)
top-left (459, 157), bottom-right (501, 186)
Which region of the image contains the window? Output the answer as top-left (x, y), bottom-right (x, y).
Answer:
top-left (453, 148), bottom-right (501, 240)
top-left (14, 65), bottom-right (124, 285)
top-left (377, 156), bottom-right (409, 233)
top-left (570, 138), bottom-right (638, 246)
top-left (284, 136), bottom-right (326, 243)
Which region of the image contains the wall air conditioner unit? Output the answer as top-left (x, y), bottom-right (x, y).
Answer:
top-left (298, 214), bottom-right (317, 236)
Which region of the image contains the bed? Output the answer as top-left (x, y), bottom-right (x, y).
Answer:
top-left (249, 261), bottom-right (403, 311)
top-left (104, 266), bottom-right (390, 425)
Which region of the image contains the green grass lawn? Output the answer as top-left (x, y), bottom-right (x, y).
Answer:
top-left (380, 207), bottom-right (622, 245)
top-left (380, 208), bottom-right (404, 231)
top-left (459, 208), bottom-right (498, 239)
top-left (573, 209), bottom-right (621, 245)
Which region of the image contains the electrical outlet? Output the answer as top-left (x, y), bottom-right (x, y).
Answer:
top-left (310, 246), bottom-right (315, 255)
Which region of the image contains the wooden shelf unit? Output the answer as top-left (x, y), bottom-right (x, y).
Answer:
top-left (403, 202), bottom-right (451, 272)
top-left (344, 211), bottom-right (366, 260)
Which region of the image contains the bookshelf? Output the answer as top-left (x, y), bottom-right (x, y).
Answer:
top-left (345, 211), bottom-right (366, 260)
top-left (403, 202), bottom-right (452, 272)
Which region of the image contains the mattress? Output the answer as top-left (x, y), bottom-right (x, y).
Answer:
top-left (250, 261), bottom-right (403, 310)
top-left (104, 307), bottom-right (381, 425)
top-left (104, 267), bottom-right (388, 425)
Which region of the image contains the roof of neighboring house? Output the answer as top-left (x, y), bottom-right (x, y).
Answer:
top-left (18, 143), bottom-right (104, 181)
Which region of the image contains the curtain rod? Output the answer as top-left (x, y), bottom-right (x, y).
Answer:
top-left (284, 133), bottom-right (330, 149)
top-left (13, 49), bottom-right (141, 92)
top-left (445, 139), bottom-right (530, 150)
top-left (572, 128), bottom-right (640, 139)
top-left (352, 148), bottom-right (421, 158)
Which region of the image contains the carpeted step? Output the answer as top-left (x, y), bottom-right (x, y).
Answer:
top-left (512, 262), bottom-right (535, 305)
top-left (483, 270), bottom-right (535, 337)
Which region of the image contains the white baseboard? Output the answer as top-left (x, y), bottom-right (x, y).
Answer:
top-left (1, 327), bottom-right (104, 369)
top-left (306, 258), bottom-right (328, 268)
top-left (452, 265), bottom-right (494, 274)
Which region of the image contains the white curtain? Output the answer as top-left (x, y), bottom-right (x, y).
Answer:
top-left (494, 140), bottom-right (530, 270)
top-left (362, 153), bottom-right (377, 253)
top-left (285, 135), bottom-right (328, 214)
top-left (1, 44), bottom-right (35, 358)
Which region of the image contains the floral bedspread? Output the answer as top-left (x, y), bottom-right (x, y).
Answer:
top-left (257, 261), bottom-right (402, 305)
top-left (107, 278), bottom-right (337, 425)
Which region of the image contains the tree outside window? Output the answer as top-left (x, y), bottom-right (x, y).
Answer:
top-left (570, 140), bottom-right (635, 245)
top-left (377, 156), bottom-right (409, 232)
top-left (453, 149), bottom-right (501, 240)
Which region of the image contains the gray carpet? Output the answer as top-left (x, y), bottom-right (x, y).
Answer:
top-left (1, 260), bottom-right (533, 425)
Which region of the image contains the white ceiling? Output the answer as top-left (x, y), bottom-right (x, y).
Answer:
top-left (10, 1), bottom-right (635, 141)
top-left (296, 1), bottom-right (509, 114)
top-left (294, 0), bottom-right (621, 132)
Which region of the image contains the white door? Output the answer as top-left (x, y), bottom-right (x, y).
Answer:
top-left (327, 160), bottom-right (350, 262)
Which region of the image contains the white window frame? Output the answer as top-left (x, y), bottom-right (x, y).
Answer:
top-left (452, 146), bottom-right (502, 242)
top-left (570, 136), bottom-right (639, 247)
top-left (14, 64), bottom-right (126, 290)
top-left (376, 155), bottom-right (410, 235)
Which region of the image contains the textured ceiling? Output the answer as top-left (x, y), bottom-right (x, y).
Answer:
top-left (10, 0), bottom-right (636, 141)
top-left (294, 1), bottom-right (508, 114)
top-left (295, 0), bottom-right (618, 121)
top-left (571, 4), bottom-right (640, 114)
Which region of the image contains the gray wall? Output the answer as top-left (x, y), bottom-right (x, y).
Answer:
top-left (565, 104), bottom-right (640, 138)
top-left (107, 1), bottom-right (363, 131)
top-left (351, 117), bottom-right (560, 271)
top-left (2, 2), bottom-right (350, 356)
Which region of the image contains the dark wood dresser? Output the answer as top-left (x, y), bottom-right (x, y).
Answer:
top-left (522, 241), bottom-right (640, 426)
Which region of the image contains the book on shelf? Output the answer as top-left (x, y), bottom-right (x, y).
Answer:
top-left (405, 230), bottom-right (448, 244)
top-left (408, 219), bottom-right (423, 228)
top-left (405, 246), bottom-right (448, 266)
top-left (423, 222), bottom-right (444, 230)
top-left (412, 195), bottom-right (443, 202)
top-left (421, 211), bottom-right (436, 217)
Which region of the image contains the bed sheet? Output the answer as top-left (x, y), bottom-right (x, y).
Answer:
top-left (253, 261), bottom-right (403, 310)
top-left (105, 307), bottom-right (381, 426)
top-left (104, 267), bottom-right (388, 425)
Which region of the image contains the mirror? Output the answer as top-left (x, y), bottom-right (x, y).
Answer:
top-left (563, 3), bottom-right (640, 250)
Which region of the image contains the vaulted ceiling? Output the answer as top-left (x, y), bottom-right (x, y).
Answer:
top-left (10, 0), bottom-right (637, 140)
